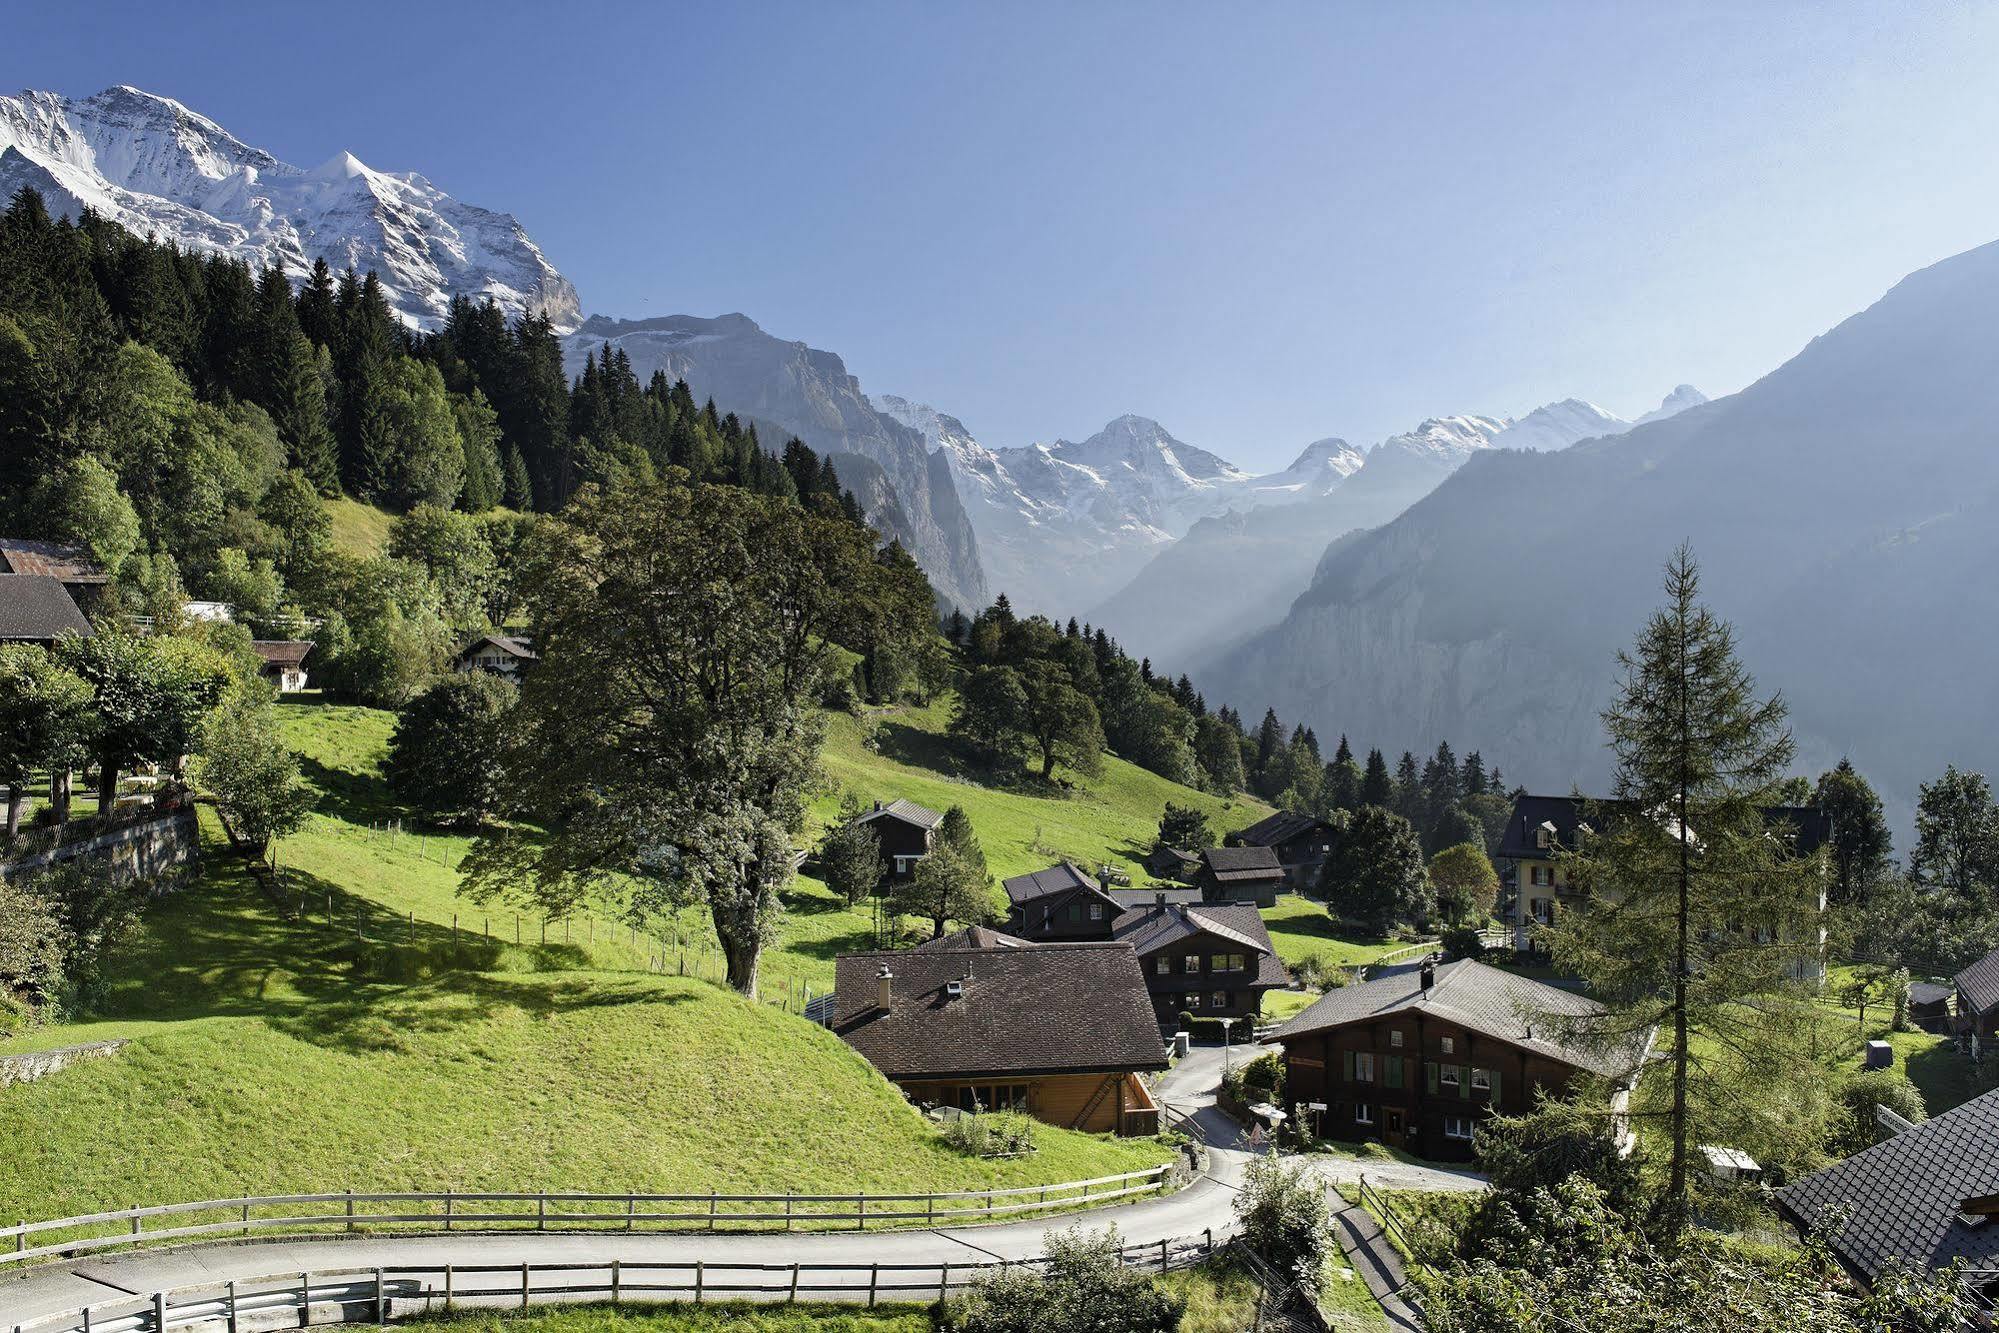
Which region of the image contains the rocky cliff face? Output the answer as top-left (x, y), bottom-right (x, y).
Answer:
top-left (0, 86), bottom-right (579, 330)
top-left (1204, 237), bottom-right (1999, 816)
top-left (565, 316), bottom-right (987, 610)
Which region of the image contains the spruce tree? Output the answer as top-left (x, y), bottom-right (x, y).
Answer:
top-left (1359, 748), bottom-right (1394, 809)
top-left (1813, 758), bottom-right (1891, 906)
top-left (502, 445), bottom-right (534, 511)
top-left (1544, 546), bottom-right (1822, 1230)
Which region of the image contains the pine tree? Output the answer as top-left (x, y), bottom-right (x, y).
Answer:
top-left (1813, 759), bottom-right (1891, 906)
top-left (1544, 546), bottom-right (1821, 1230)
top-left (1327, 735), bottom-right (1362, 812)
top-left (502, 444), bottom-right (534, 511)
top-left (296, 258), bottom-right (337, 349)
top-left (1393, 751), bottom-right (1422, 822)
top-left (1359, 748), bottom-right (1393, 809)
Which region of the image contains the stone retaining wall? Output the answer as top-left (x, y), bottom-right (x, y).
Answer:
top-left (0, 1039), bottom-right (128, 1088)
top-left (0, 808), bottom-right (198, 887)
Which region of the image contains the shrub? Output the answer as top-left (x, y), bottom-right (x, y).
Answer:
top-left (1221, 1050), bottom-right (1285, 1106)
top-left (0, 874), bottom-right (67, 1013)
top-left (1441, 924), bottom-right (1486, 962)
top-left (1234, 1154), bottom-right (1331, 1294)
top-left (941, 1109), bottom-right (1035, 1158)
top-left (947, 1225), bottom-right (1182, 1333)
top-left (1831, 1068), bottom-right (1926, 1156)
top-left (385, 672), bottom-right (517, 826)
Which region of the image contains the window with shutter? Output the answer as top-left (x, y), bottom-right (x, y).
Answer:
top-left (1426, 1062), bottom-right (1439, 1094)
top-left (1344, 1050), bottom-right (1356, 1082)
top-left (1458, 1066), bottom-right (1472, 1099)
top-left (1385, 1057), bottom-right (1404, 1090)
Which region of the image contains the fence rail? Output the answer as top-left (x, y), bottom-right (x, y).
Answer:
top-left (10, 1232), bottom-right (1223, 1333)
top-left (1352, 1175), bottom-right (1416, 1263)
top-left (0, 1169), bottom-right (1174, 1271)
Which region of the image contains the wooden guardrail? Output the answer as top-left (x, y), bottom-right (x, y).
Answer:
top-left (10, 1232), bottom-right (1226, 1333)
top-left (1353, 1174), bottom-right (1417, 1263)
top-left (0, 1169), bottom-right (1175, 1270)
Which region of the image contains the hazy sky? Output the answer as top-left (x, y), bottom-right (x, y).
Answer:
top-left (9, 3), bottom-right (1999, 469)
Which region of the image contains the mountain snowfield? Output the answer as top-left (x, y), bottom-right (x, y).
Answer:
top-left (0, 86), bottom-right (580, 331)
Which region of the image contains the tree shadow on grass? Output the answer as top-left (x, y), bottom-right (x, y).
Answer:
top-left (297, 754), bottom-right (399, 827)
top-left (866, 723), bottom-right (1061, 797)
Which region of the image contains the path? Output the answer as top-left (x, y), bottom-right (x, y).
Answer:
top-left (0, 1048), bottom-right (1257, 1327)
top-left (1330, 1188), bottom-right (1424, 1333)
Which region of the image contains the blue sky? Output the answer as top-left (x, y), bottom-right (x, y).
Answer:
top-left (9, 3), bottom-right (1999, 469)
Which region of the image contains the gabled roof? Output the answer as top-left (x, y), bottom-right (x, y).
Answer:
top-left (1001, 861), bottom-right (1118, 910)
top-left (459, 632), bottom-right (537, 661)
top-left (1200, 844), bottom-right (1285, 882)
top-left (1955, 948), bottom-right (1999, 1017)
top-left (1110, 902), bottom-right (1289, 988)
top-left (1233, 810), bottom-right (1333, 848)
top-left (0, 575), bottom-right (91, 642)
top-left (1495, 794), bottom-right (1832, 862)
top-left (1776, 1086), bottom-right (1999, 1280)
top-left (1269, 958), bottom-right (1642, 1080)
top-left (1109, 886), bottom-right (1204, 911)
top-left (915, 925), bottom-right (1029, 952)
top-left (832, 942), bottom-right (1168, 1080)
top-left (1908, 981), bottom-right (1954, 1008)
top-left (250, 639), bottom-right (314, 668)
top-left (0, 538), bottom-right (108, 584)
top-left (855, 798), bottom-right (943, 832)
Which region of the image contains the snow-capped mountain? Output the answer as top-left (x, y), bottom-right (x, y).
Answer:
top-left (1635, 383), bottom-right (1710, 426)
top-left (0, 85), bottom-right (579, 331)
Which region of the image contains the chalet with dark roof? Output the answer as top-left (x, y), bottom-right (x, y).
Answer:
top-left (1003, 862), bottom-right (1122, 941)
top-left (851, 799), bottom-right (944, 881)
top-left (1142, 843), bottom-right (1201, 883)
top-left (1269, 957), bottom-right (1644, 1161)
top-left (0, 575), bottom-right (92, 646)
top-left (1496, 793), bottom-right (1832, 983)
top-left (1110, 899), bottom-right (1289, 1026)
top-left (832, 941), bottom-right (1166, 1135)
top-left (249, 639), bottom-right (313, 693)
top-left (1954, 948), bottom-right (1999, 1057)
top-left (1196, 844), bottom-right (1285, 907)
top-left (1230, 810), bottom-right (1340, 889)
top-left (1776, 1085), bottom-right (1999, 1284)
top-left (914, 924), bottom-right (1029, 952)
top-left (1908, 980), bottom-right (1954, 1035)
top-left (1109, 885), bottom-right (1203, 912)
top-left (0, 539), bottom-right (109, 612)
top-left (455, 632), bottom-right (538, 682)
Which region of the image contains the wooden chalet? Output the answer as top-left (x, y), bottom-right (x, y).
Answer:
top-left (1003, 862), bottom-right (1122, 940)
top-left (831, 940), bottom-right (1166, 1135)
top-left (1110, 898), bottom-right (1289, 1026)
top-left (455, 632), bottom-right (538, 682)
top-left (1229, 811), bottom-right (1340, 889)
top-left (851, 798), bottom-right (943, 881)
top-left (0, 539), bottom-right (109, 613)
top-left (1954, 948), bottom-right (1999, 1057)
top-left (249, 639), bottom-right (313, 693)
top-left (1268, 956), bottom-right (1643, 1161)
top-left (1195, 845), bottom-right (1285, 908)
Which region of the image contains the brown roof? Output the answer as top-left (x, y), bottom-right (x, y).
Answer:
top-left (0, 538), bottom-right (108, 584)
top-left (915, 925), bottom-right (1030, 952)
top-left (1200, 844), bottom-right (1285, 882)
top-left (833, 942), bottom-right (1169, 1080)
top-left (0, 575), bottom-right (92, 642)
top-left (459, 632), bottom-right (537, 662)
top-left (250, 639), bottom-right (314, 668)
top-left (1269, 958), bottom-right (1642, 1080)
top-left (1111, 902), bottom-right (1291, 989)
top-left (856, 798), bottom-right (944, 832)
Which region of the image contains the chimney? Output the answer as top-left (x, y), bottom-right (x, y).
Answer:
top-left (877, 965), bottom-right (893, 1011)
top-left (873, 800), bottom-right (884, 813)
top-left (1155, 891), bottom-right (1167, 908)
top-left (1419, 958), bottom-right (1436, 993)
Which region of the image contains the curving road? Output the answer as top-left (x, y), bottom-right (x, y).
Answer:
top-left (0, 1048), bottom-right (1259, 1326)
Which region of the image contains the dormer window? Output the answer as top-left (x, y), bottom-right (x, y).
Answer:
top-left (1535, 820), bottom-right (1557, 851)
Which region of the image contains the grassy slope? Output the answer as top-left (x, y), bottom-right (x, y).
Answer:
top-left (325, 495), bottom-right (397, 557)
top-left (394, 1311), bottom-right (929, 1333)
top-left (0, 705), bottom-right (1172, 1223)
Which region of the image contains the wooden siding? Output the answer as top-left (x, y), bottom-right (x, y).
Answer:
top-left (898, 1070), bottom-right (1156, 1136)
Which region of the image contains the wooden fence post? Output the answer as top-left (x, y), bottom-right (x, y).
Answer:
top-left (443, 1190), bottom-right (453, 1231)
top-left (131, 1204), bottom-right (140, 1237)
top-left (299, 1271), bottom-right (311, 1328)
top-left (857, 1193), bottom-right (865, 1230)
top-left (610, 1259), bottom-right (620, 1306)
top-left (708, 1189), bottom-right (717, 1231)
top-left (695, 1259), bottom-right (705, 1303)
top-left (867, 1263), bottom-right (879, 1307)
top-left (785, 1189), bottom-right (793, 1231)
top-left (153, 1291), bottom-right (167, 1333)
top-left (788, 1261), bottom-right (800, 1302)
top-left (374, 1267), bottom-right (385, 1325)
top-left (627, 1195), bottom-right (636, 1232)
top-left (345, 1190), bottom-right (355, 1233)
top-left (520, 1262), bottom-right (531, 1310)
top-left (1160, 1237), bottom-right (1169, 1272)
top-left (227, 1279), bottom-right (238, 1333)
top-left (537, 1194), bottom-right (546, 1231)
top-left (444, 1264), bottom-right (454, 1310)
top-left (938, 1262), bottom-right (950, 1302)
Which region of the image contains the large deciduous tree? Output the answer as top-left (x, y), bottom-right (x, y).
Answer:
top-left (385, 673), bottom-right (517, 827)
top-left (1912, 765), bottom-right (1999, 903)
top-left (193, 683), bottom-right (314, 856)
top-left (1543, 546), bottom-right (1823, 1230)
top-left (889, 844), bottom-right (993, 939)
top-left (1814, 759), bottom-right (1892, 906)
top-left (1320, 805), bottom-right (1430, 934)
top-left (0, 646), bottom-right (94, 838)
top-left (464, 476), bottom-right (921, 993)
top-left (56, 631), bottom-right (231, 809)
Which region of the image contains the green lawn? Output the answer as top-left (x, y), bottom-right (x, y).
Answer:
top-left (0, 697), bottom-right (1178, 1224)
top-left (813, 698), bottom-right (1269, 884)
top-left (1259, 895), bottom-right (1405, 972)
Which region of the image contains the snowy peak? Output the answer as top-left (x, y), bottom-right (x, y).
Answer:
top-left (1047, 415), bottom-right (1252, 489)
top-left (1491, 398), bottom-right (1626, 451)
top-left (0, 85), bottom-right (580, 332)
top-left (1635, 383), bottom-right (1709, 425)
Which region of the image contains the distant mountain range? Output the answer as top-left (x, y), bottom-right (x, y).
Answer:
top-left (562, 315), bottom-right (987, 611)
top-left (1202, 239), bottom-right (1999, 820)
top-left (0, 86), bottom-right (580, 331)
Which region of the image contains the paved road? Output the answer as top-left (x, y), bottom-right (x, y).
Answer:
top-left (0, 1049), bottom-right (1258, 1326)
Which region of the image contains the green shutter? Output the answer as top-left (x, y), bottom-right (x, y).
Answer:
top-left (1488, 1069), bottom-right (1501, 1104)
top-left (1344, 1050), bottom-right (1355, 1082)
top-left (1385, 1057), bottom-right (1403, 1091)
top-left (1426, 1061), bottom-right (1438, 1094)
top-left (1458, 1065), bottom-right (1472, 1099)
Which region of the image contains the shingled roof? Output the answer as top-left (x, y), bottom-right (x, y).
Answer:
top-left (1496, 794), bottom-right (1832, 862)
top-left (914, 925), bottom-right (1029, 952)
top-left (1111, 902), bottom-right (1290, 989)
top-left (1200, 844), bottom-right (1284, 882)
top-left (1776, 1086), bottom-right (1999, 1280)
top-left (0, 538), bottom-right (108, 584)
top-left (0, 575), bottom-right (91, 642)
top-left (1233, 810), bottom-right (1332, 848)
top-left (250, 639), bottom-right (314, 669)
top-left (1955, 947), bottom-right (1999, 1017)
top-left (1001, 861), bottom-right (1105, 908)
top-left (832, 942), bottom-right (1167, 1081)
top-left (1270, 958), bottom-right (1643, 1080)
top-left (459, 632), bottom-right (537, 662)
top-left (855, 798), bottom-right (943, 831)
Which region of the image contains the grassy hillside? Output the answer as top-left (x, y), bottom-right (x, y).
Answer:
top-left (812, 698), bottom-right (1269, 882)
top-left (0, 697), bottom-right (1180, 1223)
top-left (325, 495), bottom-right (397, 557)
